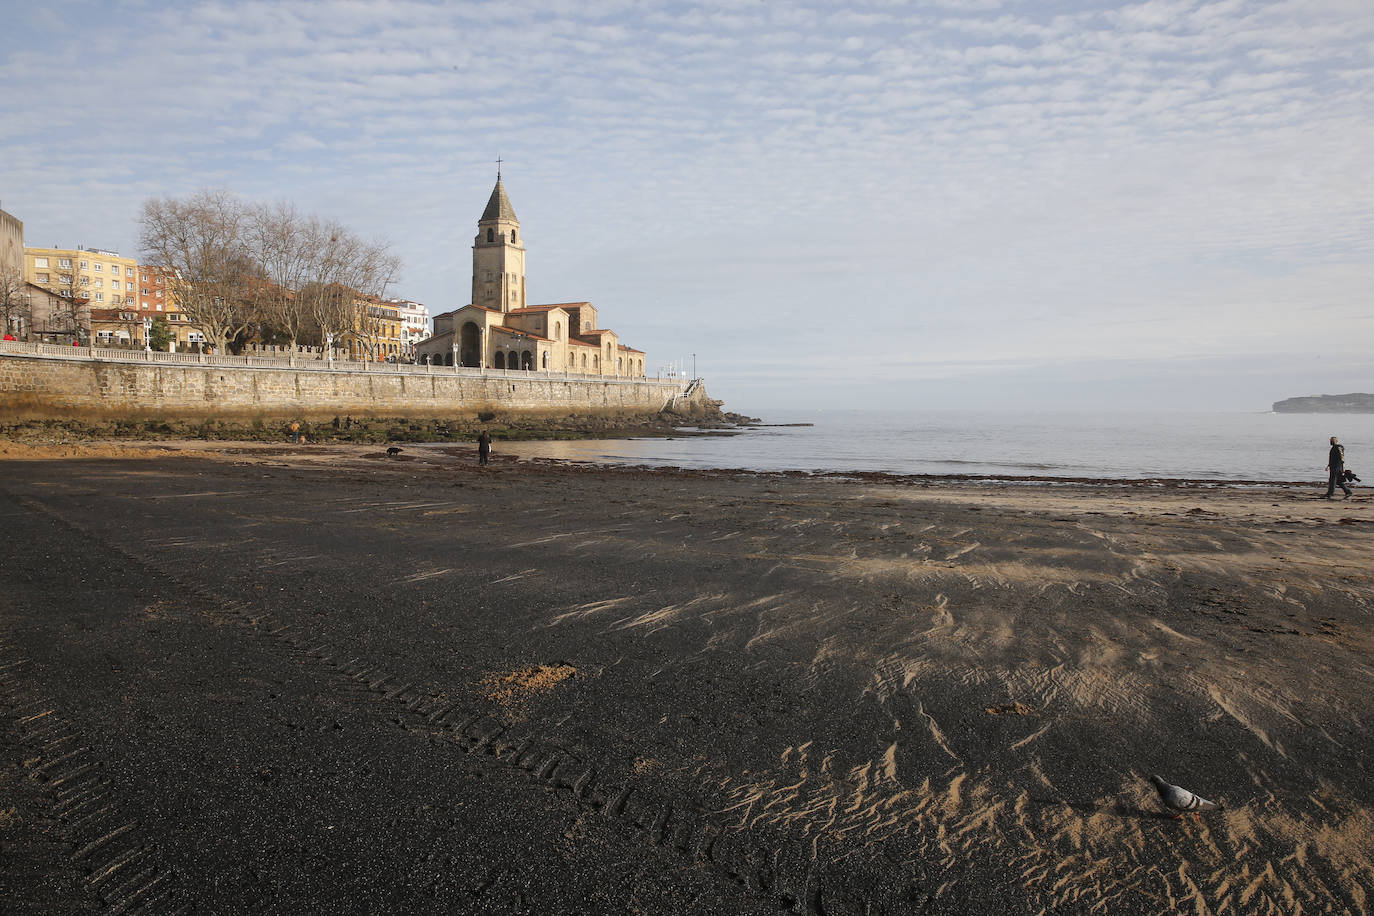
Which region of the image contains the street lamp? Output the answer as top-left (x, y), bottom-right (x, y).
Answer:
top-left (143, 315), bottom-right (152, 353)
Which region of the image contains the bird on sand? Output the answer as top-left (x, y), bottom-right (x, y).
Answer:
top-left (1149, 775), bottom-right (1219, 818)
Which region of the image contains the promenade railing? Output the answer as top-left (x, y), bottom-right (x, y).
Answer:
top-left (0, 339), bottom-right (683, 388)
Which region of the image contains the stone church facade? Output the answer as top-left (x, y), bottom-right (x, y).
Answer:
top-left (415, 178), bottom-right (647, 377)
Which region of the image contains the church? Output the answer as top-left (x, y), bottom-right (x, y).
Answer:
top-left (415, 177), bottom-right (647, 377)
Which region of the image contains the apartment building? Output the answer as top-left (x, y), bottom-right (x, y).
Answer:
top-left (344, 296), bottom-right (404, 360)
top-left (1, 205), bottom-right (21, 279)
top-left (387, 298), bottom-right (431, 358)
top-left (76, 260), bottom-right (202, 350)
top-left (25, 245), bottom-right (139, 309)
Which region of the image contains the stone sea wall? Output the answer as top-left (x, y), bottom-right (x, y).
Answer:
top-left (0, 349), bottom-right (701, 422)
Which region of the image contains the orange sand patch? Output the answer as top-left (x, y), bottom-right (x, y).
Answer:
top-left (481, 663), bottom-right (578, 707)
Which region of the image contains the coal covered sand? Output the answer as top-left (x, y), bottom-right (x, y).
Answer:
top-left (1, 441), bottom-right (1372, 914)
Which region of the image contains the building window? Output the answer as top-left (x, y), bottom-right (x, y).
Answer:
top-left (80, 260), bottom-right (88, 269)
top-left (511, 230), bottom-right (516, 243)
top-left (34, 257), bottom-right (48, 268)
top-left (94, 263), bottom-right (103, 271)
top-left (60, 274), bottom-right (72, 285)
top-left (95, 292), bottom-right (103, 301)
top-left (93, 279), bottom-right (103, 288)
top-left (486, 228), bottom-right (494, 242)
top-left (156, 290), bottom-right (163, 298)
top-left (35, 272), bottom-right (49, 282)
top-left (126, 267), bottom-right (133, 277)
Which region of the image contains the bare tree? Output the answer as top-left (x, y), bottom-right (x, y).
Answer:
top-left (0, 265), bottom-right (30, 339)
top-left (139, 190), bottom-right (255, 354)
top-left (243, 201), bottom-right (313, 357)
top-left (297, 220), bottom-right (401, 359)
top-left (25, 253), bottom-right (91, 341)
top-left (140, 189), bottom-right (401, 358)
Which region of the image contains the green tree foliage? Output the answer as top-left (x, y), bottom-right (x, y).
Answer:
top-left (148, 316), bottom-right (174, 351)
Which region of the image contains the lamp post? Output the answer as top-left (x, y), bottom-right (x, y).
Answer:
top-left (325, 332), bottom-right (334, 367)
top-left (143, 315), bottom-right (152, 356)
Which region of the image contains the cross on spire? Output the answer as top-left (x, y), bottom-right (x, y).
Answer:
top-left (496, 156), bottom-right (502, 180)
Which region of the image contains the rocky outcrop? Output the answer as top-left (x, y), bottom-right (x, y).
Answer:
top-left (1272, 393), bottom-right (1374, 413)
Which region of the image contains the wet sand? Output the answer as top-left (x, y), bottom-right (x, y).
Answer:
top-left (1, 441), bottom-right (1372, 914)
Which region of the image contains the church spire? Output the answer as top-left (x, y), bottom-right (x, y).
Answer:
top-left (481, 175), bottom-right (517, 223)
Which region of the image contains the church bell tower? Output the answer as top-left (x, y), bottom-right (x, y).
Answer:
top-left (472, 172), bottom-right (526, 312)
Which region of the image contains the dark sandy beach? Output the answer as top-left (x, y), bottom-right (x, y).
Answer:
top-left (2, 441), bottom-right (1372, 914)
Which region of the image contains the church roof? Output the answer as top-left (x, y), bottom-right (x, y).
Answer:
top-left (508, 305), bottom-right (570, 314)
top-left (480, 179), bottom-right (518, 223)
top-left (415, 329), bottom-right (455, 346)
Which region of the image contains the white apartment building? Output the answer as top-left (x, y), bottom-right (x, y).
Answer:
top-left (388, 298), bottom-right (431, 358)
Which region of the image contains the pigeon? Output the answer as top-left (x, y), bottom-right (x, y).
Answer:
top-left (1149, 775), bottom-right (1219, 818)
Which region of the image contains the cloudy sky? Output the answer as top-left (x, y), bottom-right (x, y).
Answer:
top-left (3, 0), bottom-right (1371, 412)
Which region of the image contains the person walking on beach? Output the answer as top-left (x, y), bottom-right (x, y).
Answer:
top-left (477, 429), bottom-right (492, 466)
top-left (1325, 436), bottom-right (1353, 499)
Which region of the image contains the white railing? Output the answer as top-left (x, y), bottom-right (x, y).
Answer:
top-left (0, 339), bottom-right (682, 387)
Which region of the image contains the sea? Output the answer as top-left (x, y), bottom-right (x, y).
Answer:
top-left (493, 409), bottom-right (1374, 483)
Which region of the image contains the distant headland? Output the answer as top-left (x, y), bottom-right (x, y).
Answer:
top-left (1272, 393), bottom-right (1374, 413)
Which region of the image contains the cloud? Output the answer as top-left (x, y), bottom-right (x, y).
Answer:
top-left (1, 0), bottom-right (1370, 410)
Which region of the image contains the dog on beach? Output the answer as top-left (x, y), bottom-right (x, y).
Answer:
top-left (386, 447), bottom-right (402, 457)
top-left (1342, 469), bottom-right (1360, 483)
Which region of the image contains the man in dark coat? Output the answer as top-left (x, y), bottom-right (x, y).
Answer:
top-left (1325, 436), bottom-right (1353, 499)
top-left (477, 429), bottom-right (492, 466)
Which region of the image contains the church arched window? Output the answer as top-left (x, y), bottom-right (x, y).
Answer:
top-left (511, 230), bottom-right (517, 243)
top-left (486, 228), bottom-right (494, 243)
top-left (554, 321), bottom-right (561, 339)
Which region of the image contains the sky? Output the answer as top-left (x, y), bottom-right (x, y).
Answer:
top-left (2, 0), bottom-right (1371, 414)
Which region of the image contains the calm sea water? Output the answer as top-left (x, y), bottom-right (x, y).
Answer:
top-left (491, 409), bottom-right (1374, 483)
